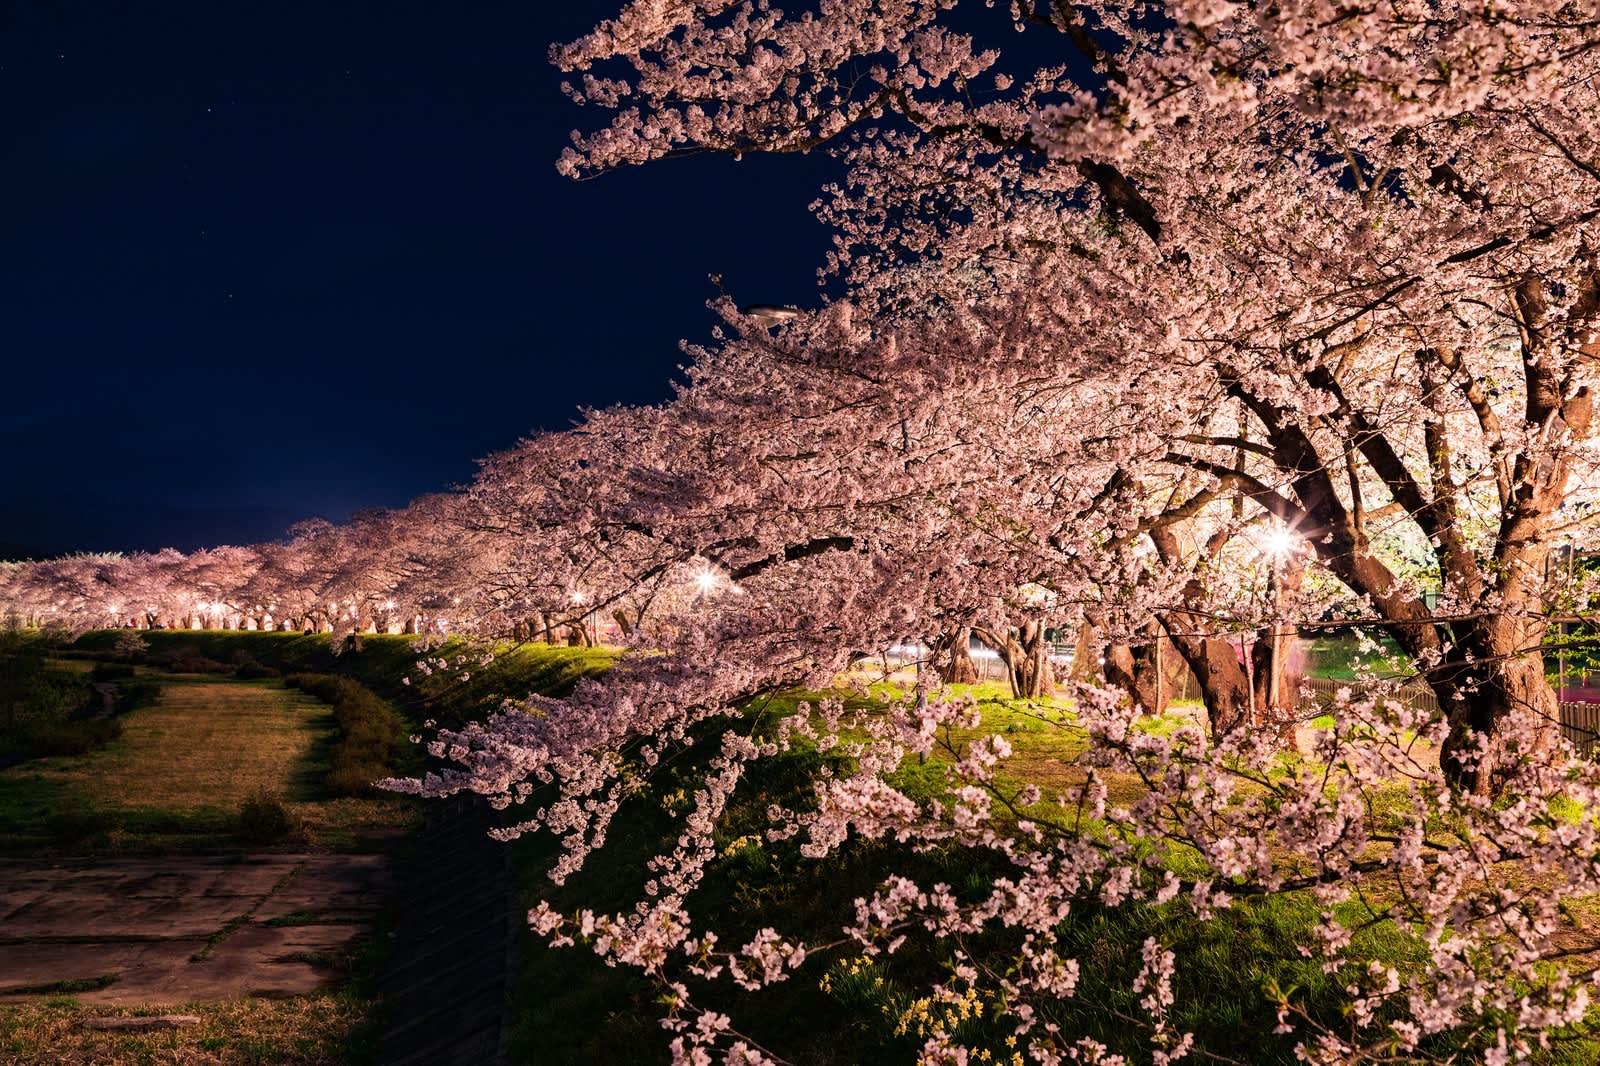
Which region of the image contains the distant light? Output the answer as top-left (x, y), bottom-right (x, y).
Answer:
top-left (384, 600), bottom-right (396, 611)
top-left (743, 304), bottom-right (802, 324)
top-left (695, 570), bottom-right (720, 594)
top-left (569, 590), bottom-right (588, 606)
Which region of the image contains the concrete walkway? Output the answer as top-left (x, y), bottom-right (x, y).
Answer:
top-left (0, 853), bottom-right (388, 1004)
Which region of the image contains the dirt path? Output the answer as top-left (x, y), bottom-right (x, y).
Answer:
top-left (0, 853), bottom-right (388, 1005)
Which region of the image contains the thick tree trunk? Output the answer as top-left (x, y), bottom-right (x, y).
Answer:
top-left (1156, 620), bottom-right (1254, 737)
top-left (1248, 558), bottom-right (1306, 745)
top-left (1144, 528), bottom-right (1260, 738)
top-left (1104, 626), bottom-right (1177, 716)
top-left (973, 621), bottom-right (1055, 699)
top-left (1433, 619), bottom-right (1560, 796)
top-left (1069, 621), bottom-right (1102, 684)
top-left (1249, 633), bottom-right (1302, 746)
top-left (1011, 620), bottom-right (1055, 699)
top-left (933, 626), bottom-right (979, 685)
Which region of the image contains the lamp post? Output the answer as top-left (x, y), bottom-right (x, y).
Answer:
top-left (1262, 526), bottom-right (1298, 718)
top-left (569, 590), bottom-right (598, 646)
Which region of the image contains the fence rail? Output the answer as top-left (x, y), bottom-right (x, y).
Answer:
top-left (1301, 676), bottom-right (1600, 750)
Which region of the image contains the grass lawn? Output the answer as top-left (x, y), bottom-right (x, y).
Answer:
top-left (1305, 631), bottom-right (1411, 680)
top-left (28, 632), bottom-right (1595, 1062)
top-left (0, 993), bottom-right (372, 1065)
top-left (0, 672), bottom-right (413, 852)
top-left (68, 630), bottom-right (614, 713)
top-left (504, 675), bottom-right (1600, 1064)
top-left (43, 658), bottom-right (97, 675)
top-left (78, 677), bottom-right (328, 808)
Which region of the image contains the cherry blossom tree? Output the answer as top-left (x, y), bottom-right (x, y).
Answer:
top-left (389, 5), bottom-right (1600, 1062)
top-left (554, 0), bottom-right (1600, 794)
top-left (7, 5), bottom-right (1600, 1060)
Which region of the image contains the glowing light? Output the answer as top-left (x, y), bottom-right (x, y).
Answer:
top-left (569, 590), bottom-right (588, 606)
top-left (1262, 527), bottom-right (1298, 559)
top-left (384, 600), bottom-right (396, 611)
top-left (695, 570), bottom-right (720, 594)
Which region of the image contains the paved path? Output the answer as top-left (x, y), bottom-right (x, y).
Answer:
top-left (0, 853), bottom-right (388, 1004)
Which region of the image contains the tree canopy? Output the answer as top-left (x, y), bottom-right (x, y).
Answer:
top-left (8, 3), bottom-right (1600, 1062)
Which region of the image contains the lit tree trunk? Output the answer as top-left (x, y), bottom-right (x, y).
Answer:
top-left (1249, 553), bottom-right (1306, 745)
top-left (1104, 624), bottom-right (1173, 716)
top-left (1431, 616), bottom-right (1559, 796)
top-left (1013, 620), bottom-right (1055, 698)
top-left (973, 621), bottom-right (1055, 699)
top-left (932, 625), bottom-right (979, 685)
top-left (1145, 528), bottom-right (1256, 737)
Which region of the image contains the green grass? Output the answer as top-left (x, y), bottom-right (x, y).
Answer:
top-left (0, 671), bottom-right (410, 852)
top-left (502, 676), bottom-right (1600, 1064)
top-left (1305, 632), bottom-right (1411, 681)
top-left (68, 630), bottom-right (614, 715)
top-left (0, 631), bottom-right (621, 1066)
top-left (40, 631), bottom-right (1600, 1063)
top-left (18, 632), bottom-right (614, 853)
top-left (282, 673), bottom-right (409, 797)
top-left (0, 993), bottom-right (374, 1065)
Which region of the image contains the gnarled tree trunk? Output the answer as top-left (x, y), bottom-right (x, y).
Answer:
top-left (1104, 624), bottom-right (1183, 717)
top-left (973, 621), bottom-right (1055, 699)
top-left (1432, 616), bottom-right (1560, 796)
top-left (932, 625), bottom-right (979, 685)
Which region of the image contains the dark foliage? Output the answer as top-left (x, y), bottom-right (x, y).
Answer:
top-left (284, 673), bottom-right (406, 797)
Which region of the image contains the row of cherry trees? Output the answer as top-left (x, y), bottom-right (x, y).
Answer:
top-left (8, 1), bottom-right (1600, 1061)
top-left (1, 520), bottom-right (438, 638)
top-left (464, 2), bottom-right (1600, 1061)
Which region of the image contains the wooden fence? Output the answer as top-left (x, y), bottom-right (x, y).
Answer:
top-left (1301, 676), bottom-right (1600, 751)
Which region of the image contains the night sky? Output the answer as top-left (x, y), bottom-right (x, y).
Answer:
top-left (1, 2), bottom-right (835, 558)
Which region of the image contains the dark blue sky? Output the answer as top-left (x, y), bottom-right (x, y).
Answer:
top-left (0, 1), bottom-right (835, 557)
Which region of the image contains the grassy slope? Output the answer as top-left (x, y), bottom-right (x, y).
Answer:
top-left (40, 633), bottom-right (1600, 1064)
top-left (0, 674), bottom-right (340, 851)
top-left (0, 632), bottom-right (610, 1066)
top-left (507, 685), bottom-right (1600, 1065)
top-left (69, 630), bottom-right (611, 704)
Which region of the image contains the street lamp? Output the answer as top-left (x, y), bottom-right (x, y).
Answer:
top-left (1262, 526), bottom-right (1297, 560)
